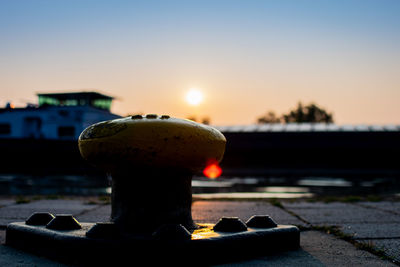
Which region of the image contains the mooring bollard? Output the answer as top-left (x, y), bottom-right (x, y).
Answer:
top-left (78, 114), bottom-right (226, 233)
top-left (5, 115), bottom-right (300, 265)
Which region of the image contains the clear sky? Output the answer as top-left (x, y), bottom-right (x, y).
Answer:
top-left (1, 0), bottom-right (399, 125)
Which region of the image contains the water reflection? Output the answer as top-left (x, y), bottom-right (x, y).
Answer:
top-left (256, 187), bottom-right (310, 193)
top-left (0, 174), bottom-right (399, 199)
top-left (193, 192), bottom-right (314, 199)
top-left (0, 174), bottom-right (110, 195)
top-left (193, 180), bottom-right (314, 199)
top-left (191, 176), bottom-right (400, 199)
top-left (191, 180), bottom-right (234, 188)
top-left (297, 178), bottom-right (352, 187)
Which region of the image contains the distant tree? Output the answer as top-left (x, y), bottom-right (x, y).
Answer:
top-left (187, 116), bottom-right (211, 125)
top-left (126, 112), bottom-right (144, 117)
top-left (282, 102), bottom-right (334, 123)
top-left (257, 102), bottom-right (334, 124)
top-left (187, 116), bottom-right (197, 122)
top-left (257, 111), bottom-right (281, 123)
top-left (201, 117), bottom-right (211, 125)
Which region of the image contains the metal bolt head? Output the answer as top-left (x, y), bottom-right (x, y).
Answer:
top-left (25, 212), bottom-right (55, 226)
top-left (246, 215), bottom-right (278, 228)
top-left (213, 217), bottom-right (247, 232)
top-left (146, 114), bottom-right (158, 119)
top-left (131, 115), bottom-right (143, 120)
top-left (46, 214), bottom-right (82, 230)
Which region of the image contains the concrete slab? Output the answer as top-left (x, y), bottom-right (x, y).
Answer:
top-left (192, 201), bottom-right (306, 226)
top-left (0, 199), bottom-right (16, 207)
top-left (359, 239), bottom-right (400, 263)
top-left (216, 231), bottom-right (396, 267)
top-left (283, 201), bottom-right (400, 224)
top-left (216, 245), bottom-right (325, 266)
top-left (0, 243), bottom-right (69, 267)
top-left (340, 223), bottom-right (400, 239)
top-left (75, 204), bottom-right (111, 222)
top-left (358, 201), bottom-right (400, 215)
top-left (300, 231), bottom-right (397, 267)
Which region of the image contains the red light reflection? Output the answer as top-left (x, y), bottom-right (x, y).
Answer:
top-left (203, 160), bottom-right (222, 179)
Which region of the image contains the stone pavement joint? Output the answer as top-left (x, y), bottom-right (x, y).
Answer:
top-left (73, 202), bottom-right (108, 218)
top-left (271, 201), bottom-right (312, 227)
top-left (281, 200), bottom-right (400, 265)
top-left (356, 202), bottom-right (400, 216)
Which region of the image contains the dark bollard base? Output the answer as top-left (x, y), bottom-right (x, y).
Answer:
top-left (6, 222), bottom-right (300, 266)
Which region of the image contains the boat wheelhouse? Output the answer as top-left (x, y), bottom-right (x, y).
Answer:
top-left (0, 91), bottom-right (121, 140)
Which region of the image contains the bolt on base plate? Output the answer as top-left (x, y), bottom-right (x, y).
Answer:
top-left (6, 219), bottom-right (299, 266)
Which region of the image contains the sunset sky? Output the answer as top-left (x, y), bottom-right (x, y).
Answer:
top-left (1, 0), bottom-right (399, 125)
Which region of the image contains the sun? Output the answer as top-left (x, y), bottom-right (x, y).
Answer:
top-left (185, 89), bottom-right (203, 106)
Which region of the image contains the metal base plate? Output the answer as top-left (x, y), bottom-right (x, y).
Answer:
top-left (6, 222), bottom-right (299, 265)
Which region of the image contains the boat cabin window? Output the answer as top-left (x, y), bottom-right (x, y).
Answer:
top-left (38, 92), bottom-right (113, 111)
top-left (0, 123), bottom-right (11, 135)
top-left (39, 96), bottom-right (59, 106)
top-left (92, 99), bottom-right (112, 110)
top-left (58, 126), bottom-right (75, 138)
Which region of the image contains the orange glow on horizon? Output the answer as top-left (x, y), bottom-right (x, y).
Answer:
top-left (203, 160), bottom-right (222, 179)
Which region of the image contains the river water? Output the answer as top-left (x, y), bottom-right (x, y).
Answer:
top-left (1, 174), bottom-right (399, 199)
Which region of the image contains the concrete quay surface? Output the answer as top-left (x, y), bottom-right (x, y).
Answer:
top-left (0, 196), bottom-right (399, 266)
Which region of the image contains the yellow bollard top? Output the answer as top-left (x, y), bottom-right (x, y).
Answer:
top-left (78, 115), bottom-right (226, 172)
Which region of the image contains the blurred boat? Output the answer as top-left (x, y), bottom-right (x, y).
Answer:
top-left (0, 91), bottom-right (120, 140)
top-left (0, 91), bottom-right (120, 174)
